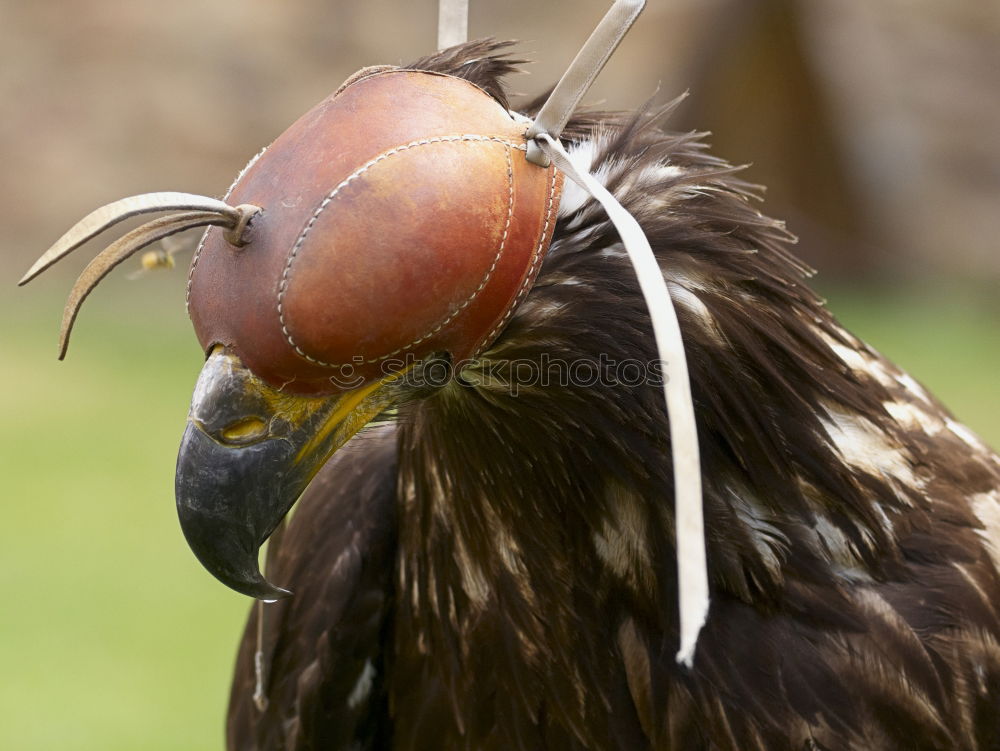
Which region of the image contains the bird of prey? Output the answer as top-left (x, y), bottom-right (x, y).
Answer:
top-left (21, 28), bottom-right (1000, 751)
top-left (216, 44), bottom-right (1000, 751)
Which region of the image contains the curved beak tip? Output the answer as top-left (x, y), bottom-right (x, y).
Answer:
top-left (242, 577), bottom-right (294, 602)
top-left (176, 511), bottom-right (292, 600)
top-left (175, 349), bottom-right (398, 600)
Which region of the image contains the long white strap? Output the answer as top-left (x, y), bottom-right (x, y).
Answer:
top-left (438, 0), bottom-right (469, 51)
top-left (253, 517), bottom-right (288, 711)
top-left (534, 133), bottom-right (709, 667)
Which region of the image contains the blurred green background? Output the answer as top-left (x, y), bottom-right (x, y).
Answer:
top-left (0, 0), bottom-right (997, 749)
top-left (1, 283), bottom-right (247, 750)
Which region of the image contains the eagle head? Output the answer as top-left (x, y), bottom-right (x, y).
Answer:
top-left (21, 50), bottom-right (567, 599)
top-left (176, 62), bottom-right (567, 599)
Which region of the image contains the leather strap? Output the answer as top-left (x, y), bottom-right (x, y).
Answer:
top-left (438, 0), bottom-right (469, 50)
top-left (19, 192), bottom-right (246, 285)
top-left (56, 211), bottom-right (238, 359)
top-left (19, 194), bottom-right (261, 360)
top-left (526, 0), bottom-right (645, 166)
top-left (253, 517), bottom-right (287, 712)
top-left (536, 133), bottom-right (708, 668)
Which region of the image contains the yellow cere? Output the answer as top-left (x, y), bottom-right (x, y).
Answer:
top-left (293, 364), bottom-right (415, 466)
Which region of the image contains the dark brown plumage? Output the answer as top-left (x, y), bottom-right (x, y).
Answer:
top-left (226, 41), bottom-right (1000, 750)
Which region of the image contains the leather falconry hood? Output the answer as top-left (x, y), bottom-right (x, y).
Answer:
top-left (22, 0), bottom-right (708, 667)
top-left (187, 68), bottom-right (563, 394)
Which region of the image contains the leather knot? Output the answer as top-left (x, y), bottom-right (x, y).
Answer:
top-left (225, 205), bottom-right (263, 247)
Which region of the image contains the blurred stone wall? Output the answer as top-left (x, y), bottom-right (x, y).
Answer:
top-left (803, 0), bottom-right (1000, 276)
top-left (1, 0), bottom-right (997, 292)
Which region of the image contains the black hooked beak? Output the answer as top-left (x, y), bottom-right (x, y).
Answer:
top-left (175, 347), bottom-right (403, 599)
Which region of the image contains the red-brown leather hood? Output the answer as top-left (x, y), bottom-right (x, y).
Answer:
top-left (187, 69), bottom-right (562, 395)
